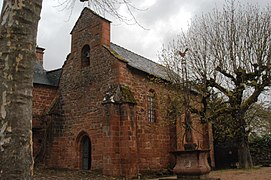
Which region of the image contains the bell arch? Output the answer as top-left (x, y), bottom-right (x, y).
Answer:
top-left (81, 44), bottom-right (90, 67)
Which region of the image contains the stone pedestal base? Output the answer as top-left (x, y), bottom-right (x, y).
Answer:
top-left (172, 150), bottom-right (212, 180)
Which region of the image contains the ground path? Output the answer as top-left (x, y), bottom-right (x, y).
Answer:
top-left (34, 167), bottom-right (271, 180)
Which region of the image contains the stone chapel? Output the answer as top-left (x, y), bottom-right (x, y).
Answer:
top-left (32, 8), bottom-right (214, 178)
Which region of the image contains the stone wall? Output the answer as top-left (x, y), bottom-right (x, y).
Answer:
top-left (32, 84), bottom-right (57, 117)
top-left (36, 8), bottom-right (214, 178)
top-left (116, 61), bottom-right (213, 172)
top-left (43, 9), bottom-right (119, 172)
top-left (32, 84), bottom-right (58, 157)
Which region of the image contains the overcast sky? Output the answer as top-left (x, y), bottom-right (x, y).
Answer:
top-left (0, 0), bottom-right (270, 70)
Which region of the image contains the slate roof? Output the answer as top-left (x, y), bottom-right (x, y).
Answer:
top-left (33, 61), bottom-right (61, 87)
top-left (110, 43), bottom-right (169, 81)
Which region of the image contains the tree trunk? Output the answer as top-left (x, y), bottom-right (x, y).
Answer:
top-left (238, 138), bottom-right (253, 169)
top-left (0, 0), bottom-right (42, 179)
top-left (236, 121), bottom-right (253, 168)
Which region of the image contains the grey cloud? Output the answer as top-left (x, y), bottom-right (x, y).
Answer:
top-left (135, 0), bottom-right (187, 27)
top-left (1, 0), bottom-right (271, 70)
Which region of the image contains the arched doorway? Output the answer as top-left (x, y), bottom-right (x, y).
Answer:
top-left (81, 135), bottom-right (91, 170)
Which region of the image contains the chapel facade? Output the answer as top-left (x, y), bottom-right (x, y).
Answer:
top-left (32, 8), bottom-right (214, 178)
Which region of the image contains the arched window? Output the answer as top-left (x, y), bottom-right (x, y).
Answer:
top-left (81, 44), bottom-right (90, 67)
top-left (81, 135), bottom-right (91, 170)
top-left (76, 132), bottom-right (91, 170)
top-left (147, 90), bottom-right (156, 123)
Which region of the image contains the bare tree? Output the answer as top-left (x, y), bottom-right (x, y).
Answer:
top-left (161, 1), bottom-right (271, 168)
top-left (56, 0), bottom-right (145, 27)
top-left (0, 0), bottom-right (139, 179)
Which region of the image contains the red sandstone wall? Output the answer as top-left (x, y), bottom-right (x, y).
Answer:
top-left (43, 9), bottom-right (118, 171)
top-left (42, 8), bottom-right (214, 178)
top-left (116, 62), bottom-right (176, 172)
top-left (33, 84), bottom-right (57, 117)
top-left (116, 59), bottom-right (214, 172)
top-left (32, 84), bottom-right (58, 157)
top-left (44, 49), bottom-right (118, 170)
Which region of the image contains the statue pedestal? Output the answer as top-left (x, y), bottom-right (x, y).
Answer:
top-left (172, 150), bottom-right (212, 179)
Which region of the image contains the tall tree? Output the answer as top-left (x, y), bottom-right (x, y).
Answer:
top-left (161, 1), bottom-right (271, 168)
top-left (0, 0), bottom-right (139, 179)
top-left (0, 1), bottom-right (42, 178)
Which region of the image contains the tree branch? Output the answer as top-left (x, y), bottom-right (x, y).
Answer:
top-left (241, 85), bottom-right (265, 112)
top-left (207, 78), bottom-right (233, 97)
top-left (216, 66), bottom-right (236, 83)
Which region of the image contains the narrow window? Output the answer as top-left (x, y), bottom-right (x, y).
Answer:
top-left (148, 90), bottom-right (156, 123)
top-left (81, 135), bottom-right (91, 170)
top-left (81, 44), bottom-right (90, 67)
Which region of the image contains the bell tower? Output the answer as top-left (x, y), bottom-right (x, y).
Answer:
top-left (69, 8), bottom-right (111, 68)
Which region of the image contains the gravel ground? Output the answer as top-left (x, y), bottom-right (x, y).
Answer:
top-left (34, 168), bottom-right (115, 180)
top-left (209, 167), bottom-right (271, 180)
top-left (33, 167), bottom-right (271, 180)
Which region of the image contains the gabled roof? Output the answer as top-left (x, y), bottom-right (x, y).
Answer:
top-left (33, 61), bottom-right (61, 87)
top-left (33, 43), bottom-right (169, 87)
top-left (70, 7), bottom-right (111, 34)
top-left (110, 43), bottom-right (169, 81)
